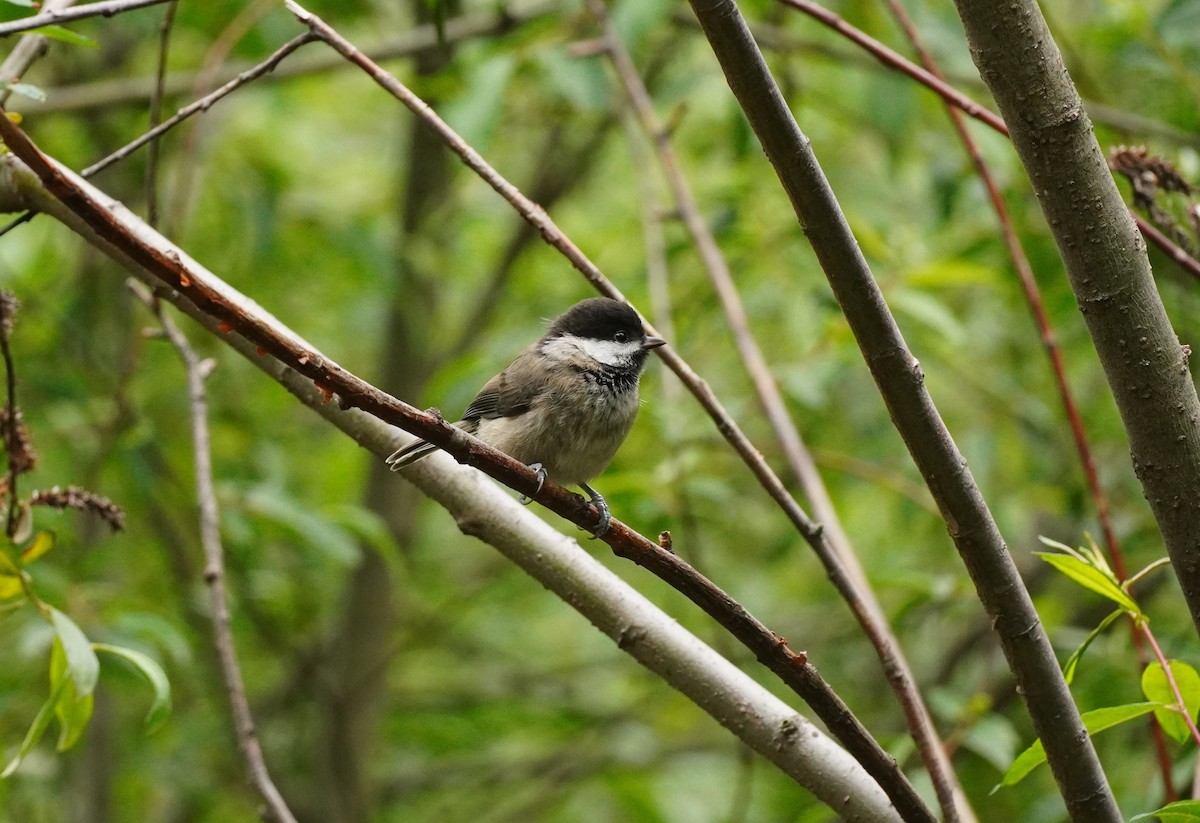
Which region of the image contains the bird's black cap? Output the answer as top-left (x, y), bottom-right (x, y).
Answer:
top-left (546, 297), bottom-right (646, 341)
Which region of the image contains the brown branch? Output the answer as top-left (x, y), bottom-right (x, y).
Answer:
top-left (14, 1), bottom-right (554, 115)
top-left (0, 119), bottom-right (933, 823)
top-left (143, 0), bottom-right (179, 227)
top-left (0, 0), bottom-right (170, 38)
top-left (589, 4), bottom-right (966, 821)
top-left (275, 0), bottom-right (852, 651)
top-left (684, 0), bottom-right (1121, 820)
top-left (777, 0), bottom-right (1200, 283)
top-left (0, 292), bottom-right (20, 537)
top-left (879, 0), bottom-right (1175, 798)
top-left (128, 281), bottom-right (297, 823)
top-left (82, 32), bottom-right (318, 179)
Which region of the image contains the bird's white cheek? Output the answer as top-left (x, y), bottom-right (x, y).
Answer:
top-left (571, 337), bottom-right (643, 366)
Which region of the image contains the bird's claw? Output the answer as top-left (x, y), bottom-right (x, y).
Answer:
top-left (581, 483), bottom-right (611, 539)
top-left (519, 463), bottom-right (546, 505)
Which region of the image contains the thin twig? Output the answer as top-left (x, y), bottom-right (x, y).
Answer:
top-left (878, 0), bottom-right (1174, 798)
top-left (0, 0), bottom-right (75, 237)
top-left (589, 4), bottom-right (966, 821)
top-left (0, 109), bottom-right (936, 823)
top-left (143, 0), bottom-right (179, 227)
top-left (1139, 622), bottom-right (1200, 748)
top-left (0, 319), bottom-right (18, 538)
top-left (777, 0), bottom-right (1200, 282)
top-left (82, 32), bottom-right (318, 178)
top-left (1, 32), bottom-right (318, 238)
top-left (14, 1), bottom-right (554, 114)
top-left (684, 0), bottom-right (1121, 820)
top-left (128, 281), bottom-right (297, 823)
top-left (0, 0), bottom-right (171, 38)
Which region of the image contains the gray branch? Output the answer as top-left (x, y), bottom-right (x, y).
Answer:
top-left (948, 1), bottom-right (1200, 636)
top-left (683, 0), bottom-right (1121, 821)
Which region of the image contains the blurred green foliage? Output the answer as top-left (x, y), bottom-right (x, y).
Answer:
top-left (0, 0), bottom-right (1198, 821)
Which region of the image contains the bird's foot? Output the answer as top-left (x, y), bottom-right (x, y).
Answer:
top-left (519, 463), bottom-right (547, 505)
top-left (580, 483), bottom-right (611, 539)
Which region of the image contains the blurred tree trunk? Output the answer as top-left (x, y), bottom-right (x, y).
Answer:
top-left (315, 4), bottom-right (458, 821)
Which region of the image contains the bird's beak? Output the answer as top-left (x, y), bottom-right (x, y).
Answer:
top-left (642, 336), bottom-right (667, 350)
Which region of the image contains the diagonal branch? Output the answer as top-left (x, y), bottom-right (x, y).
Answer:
top-left (683, 0), bottom-right (1121, 820)
top-left (129, 283), bottom-right (297, 823)
top-left (588, 4), bottom-right (967, 821)
top-left (880, 0), bottom-right (1174, 796)
top-left (947, 0), bottom-right (1200, 639)
top-left (778, 0), bottom-right (1200, 283)
top-left (0, 0), bottom-right (171, 38)
top-left (0, 135), bottom-right (932, 823)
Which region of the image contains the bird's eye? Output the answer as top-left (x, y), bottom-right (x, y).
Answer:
top-left (614, 331), bottom-right (627, 343)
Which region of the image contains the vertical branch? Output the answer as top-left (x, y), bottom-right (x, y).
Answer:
top-left (144, 0), bottom-right (180, 227)
top-left (948, 0), bottom-right (1200, 637)
top-left (130, 284), bottom-right (298, 823)
top-left (588, 5), bottom-right (970, 821)
top-left (0, 294), bottom-right (19, 538)
top-left (683, 0), bottom-right (1121, 820)
top-left (879, 0), bottom-right (1175, 796)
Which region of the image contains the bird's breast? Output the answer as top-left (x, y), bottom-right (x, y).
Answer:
top-left (474, 372), bottom-right (641, 487)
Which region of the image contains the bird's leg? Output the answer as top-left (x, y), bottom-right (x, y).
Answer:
top-left (580, 483), bottom-right (611, 538)
top-left (519, 463), bottom-right (547, 505)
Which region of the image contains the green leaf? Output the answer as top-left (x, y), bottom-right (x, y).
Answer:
top-left (29, 24), bottom-right (96, 47)
top-left (1, 677), bottom-right (67, 778)
top-left (0, 548), bottom-right (23, 600)
top-left (49, 640), bottom-right (93, 750)
top-left (20, 530), bottom-right (55, 564)
top-left (1131, 799), bottom-right (1200, 821)
top-left (1142, 661), bottom-right (1200, 744)
top-left (996, 703), bottom-right (1160, 789)
top-left (94, 643), bottom-right (172, 732)
top-left (49, 607), bottom-right (99, 696)
top-left (1062, 608), bottom-right (1125, 684)
top-left (1034, 550), bottom-right (1139, 613)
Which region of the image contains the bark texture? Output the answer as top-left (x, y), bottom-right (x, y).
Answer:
top-left (685, 1), bottom-right (1122, 820)
top-left (950, 2), bottom-right (1200, 630)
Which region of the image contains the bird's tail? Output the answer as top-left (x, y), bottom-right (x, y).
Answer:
top-left (386, 439), bottom-right (439, 471)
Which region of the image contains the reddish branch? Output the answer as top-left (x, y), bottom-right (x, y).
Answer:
top-left (880, 0), bottom-right (1172, 792)
top-left (0, 114), bottom-right (935, 823)
top-left (589, 4), bottom-right (965, 821)
top-left (683, 0), bottom-right (1120, 819)
top-left (778, 0), bottom-right (1200, 283)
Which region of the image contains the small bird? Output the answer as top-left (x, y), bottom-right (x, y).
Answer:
top-left (387, 297), bottom-right (666, 536)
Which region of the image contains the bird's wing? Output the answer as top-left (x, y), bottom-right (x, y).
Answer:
top-left (461, 349), bottom-right (548, 421)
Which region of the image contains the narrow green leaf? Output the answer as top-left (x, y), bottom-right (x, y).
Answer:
top-left (1035, 551), bottom-right (1139, 613)
top-left (49, 640), bottom-right (93, 750)
top-left (1062, 608), bottom-right (1125, 684)
top-left (54, 683), bottom-right (93, 751)
top-left (1142, 661), bottom-right (1200, 744)
top-left (0, 549), bottom-right (23, 600)
top-left (94, 643), bottom-right (172, 732)
top-left (1131, 799), bottom-right (1200, 821)
top-left (996, 703), bottom-right (1161, 789)
top-left (1, 678), bottom-right (67, 778)
top-left (20, 530), bottom-right (55, 564)
top-left (49, 607), bottom-right (99, 696)
top-left (28, 25), bottom-right (95, 47)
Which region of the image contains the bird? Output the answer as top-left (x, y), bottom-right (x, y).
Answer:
top-left (387, 297), bottom-right (666, 537)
